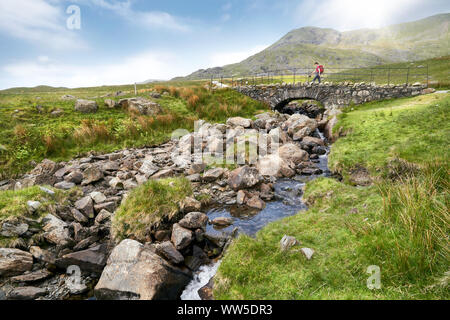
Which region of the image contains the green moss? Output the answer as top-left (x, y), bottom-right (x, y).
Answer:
top-left (112, 177), bottom-right (193, 242)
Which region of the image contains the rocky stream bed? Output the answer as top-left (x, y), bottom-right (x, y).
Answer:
top-left (0, 99), bottom-right (339, 300)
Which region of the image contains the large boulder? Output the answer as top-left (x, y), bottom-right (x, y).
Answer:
top-left (74, 99), bottom-right (98, 113)
top-left (94, 239), bottom-right (191, 300)
top-left (285, 114), bottom-right (318, 140)
top-left (278, 143), bottom-right (309, 164)
top-left (119, 98), bottom-right (162, 116)
top-left (228, 165), bottom-right (262, 190)
top-left (0, 248), bottom-right (33, 277)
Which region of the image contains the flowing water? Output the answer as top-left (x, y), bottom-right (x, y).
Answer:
top-left (181, 129), bottom-right (331, 300)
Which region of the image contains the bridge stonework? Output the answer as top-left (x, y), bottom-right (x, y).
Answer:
top-left (235, 82), bottom-right (433, 110)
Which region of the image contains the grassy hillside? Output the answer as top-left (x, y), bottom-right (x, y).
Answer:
top-left (214, 92), bottom-right (450, 300)
top-left (181, 13), bottom-right (449, 79)
top-left (0, 82), bottom-right (268, 179)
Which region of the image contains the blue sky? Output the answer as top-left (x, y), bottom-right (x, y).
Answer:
top-left (0, 0), bottom-right (448, 89)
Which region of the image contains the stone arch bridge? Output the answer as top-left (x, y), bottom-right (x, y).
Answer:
top-left (234, 82), bottom-right (432, 110)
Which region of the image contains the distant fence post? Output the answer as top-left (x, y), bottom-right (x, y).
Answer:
top-left (134, 82), bottom-right (137, 95)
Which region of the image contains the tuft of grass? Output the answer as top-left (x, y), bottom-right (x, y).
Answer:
top-left (112, 177), bottom-right (193, 243)
top-left (73, 119), bottom-right (112, 145)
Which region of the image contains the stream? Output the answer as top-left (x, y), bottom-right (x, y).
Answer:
top-left (181, 130), bottom-right (331, 300)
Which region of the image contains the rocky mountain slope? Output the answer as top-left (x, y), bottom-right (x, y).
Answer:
top-left (179, 13), bottom-right (450, 79)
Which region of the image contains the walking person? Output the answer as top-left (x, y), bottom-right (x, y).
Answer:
top-left (310, 62), bottom-right (324, 83)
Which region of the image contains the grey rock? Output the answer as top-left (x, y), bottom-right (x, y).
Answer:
top-left (56, 244), bottom-right (108, 274)
top-left (65, 171), bottom-right (83, 184)
top-left (179, 212), bottom-right (208, 230)
top-left (95, 209), bottom-right (112, 225)
top-left (94, 239), bottom-right (191, 300)
top-left (203, 167), bottom-right (224, 182)
top-left (280, 235), bottom-right (299, 251)
top-left (54, 181), bottom-right (75, 190)
top-left (10, 269), bottom-right (52, 283)
top-left (171, 223), bottom-right (193, 250)
top-left (228, 165), bottom-right (262, 191)
top-left (74, 196), bottom-right (94, 218)
top-left (29, 246), bottom-right (56, 265)
top-left (7, 287), bottom-right (47, 300)
top-left (42, 214), bottom-right (72, 246)
top-left (301, 247), bottom-right (315, 260)
top-left (155, 241), bottom-right (184, 264)
top-left (181, 197), bottom-right (201, 213)
top-left (211, 217), bottom-right (234, 227)
top-left (0, 248), bottom-right (33, 277)
top-left (109, 177), bottom-right (124, 189)
top-left (70, 208), bottom-right (88, 223)
top-left (1, 222), bottom-right (28, 237)
top-left (90, 191), bottom-right (106, 204)
top-left (81, 167), bottom-right (104, 185)
top-left (74, 99), bottom-right (98, 113)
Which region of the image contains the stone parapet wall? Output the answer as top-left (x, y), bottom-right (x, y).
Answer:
top-left (235, 82), bottom-right (432, 110)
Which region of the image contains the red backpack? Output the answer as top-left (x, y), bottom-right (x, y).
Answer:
top-left (318, 65), bottom-right (324, 74)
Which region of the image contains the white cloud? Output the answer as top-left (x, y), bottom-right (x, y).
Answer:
top-left (0, 0), bottom-right (86, 49)
top-left (1, 51), bottom-right (194, 89)
top-left (295, 0), bottom-right (422, 31)
top-left (75, 0), bottom-right (190, 32)
top-left (209, 45), bottom-right (268, 67)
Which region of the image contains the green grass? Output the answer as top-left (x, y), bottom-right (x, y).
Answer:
top-left (215, 92), bottom-right (450, 300)
top-left (329, 93), bottom-right (450, 180)
top-left (0, 185), bottom-right (77, 247)
top-left (112, 177), bottom-right (193, 243)
top-left (0, 185), bottom-right (75, 222)
top-left (0, 82), bottom-right (268, 179)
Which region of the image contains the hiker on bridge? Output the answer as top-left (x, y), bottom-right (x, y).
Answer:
top-left (310, 62), bottom-right (324, 83)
